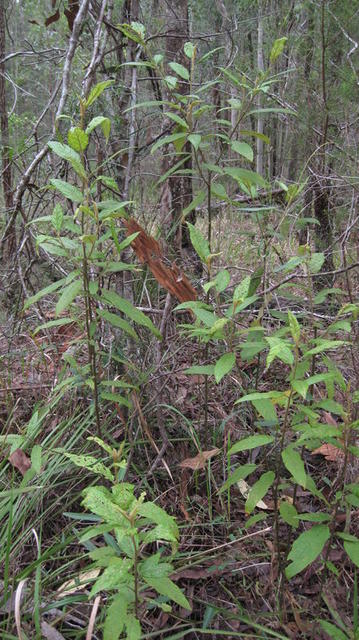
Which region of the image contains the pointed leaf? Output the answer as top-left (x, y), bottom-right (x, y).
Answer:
top-left (214, 352), bottom-right (236, 383)
top-left (282, 447), bottom-right (306, 488)
top-left (55, 279), bottom-right (82, 316)
top-left (286, 525), bottom-right (330, 579)
top-left (245, 471), bottom-right (275, 514)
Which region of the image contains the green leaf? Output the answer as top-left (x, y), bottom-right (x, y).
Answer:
top-left (164, 111), bottom-right (188, 129)
top-left (187, 222), bottom-right (210, 263)
top-left (319, 621), bottom-right (349, 640)
top-left (220, 464), bottom-right (257, 492)
top-left (103, 593), bottom-right (128, 640)
top-left (184, 365), bottom-right (215, 376)
top-left (85, 80), bottom-right (114, 108)
top-left (245, 471), bottom-right (275, 514)
top-left (125, 614), bottom-right (141, 640)
top-left (344, 539), bottom-right (359, 568)
top-left (228, 435), bottom-right (274, 456)
top-left (214, 352), bottom-right (236, 383)
top-left (85, 116), bottom-right (111, 141)
top-left (305, 340), bottom-right (346, 357)
top-left (151, 132), bottom-right (186, 154)
top-left (309, 252), bottom-right (325, 273)
top-left (270, 37), bottom-right (287, 63)
top-left (68, 127), bottom-right (89, 152)
top-left (65, 453), bottom-right (114, 481)
top-left (285, 525), bottom-right (330, 579)
top-left (48, 142), bottom-right (86, 178)
top-left (211, 182), bottom-right (228, 200)
top-left (266, 337), bottom-right (294, 367)
top-left (282, 447), bottom-right (306, 488)
top-left (90, 558), bottom-right (133, 596)
top-left (188, 133), bottom-right (201, 150)
top-left (143, 575), bottom-right (191, 610)
top-left (231, 141), bottom-right (253, 162)
top-left (51, 203), bottom-right (64, 232)
top-left (288, 311), bottom-right (300, 344)
top-left (23, 276), bottom-right (70, 310)
top-left (50, 179), bottom-right (83, 202)
top-left (280, 501), bottom-right (298, 528)
top-left (184, 42), bottom-right (195, 58)
top-left (137, 502), bottom-right (179, 540)
top-left (183, 189), bottom-right (206, 217)
top-left (214, 269), bottom-right (230, 293)
top-left (102, 289), bottom-right (161, 338)
top-left (224, 167), bottom-right (266, 188)
top-left (98, 310), bottom-right (139, 341)
top-left (31, 445), bottom-right (42, 474)
top-left (55, 279), bottom-right (82, 316)
top-left (169, 61), bottom-right (189, 80)
top-left (235, 391), bottom-right (286, 404)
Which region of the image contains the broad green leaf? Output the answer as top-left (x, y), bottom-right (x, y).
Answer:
top-left (252, 398), bottom-right (277, 423)
top-left (224, 167), bottom-right (266, 188)
top-left (50, 179), bottom-right (83, 202)
top-left (143, 575), bottom-right (191, 610)
top-left (344, 539), bottom-right (359, 568)
top-left (103, 593), bottom-right (128, 640)
top-left (270, 37), bottom-right (287, 63)
top-left (285, 525), bottom-right (330, 579)
top-left (220, 464), bottom-right (256, 492)
top-left (183, 365), bottom-right (215, 376)
top-left (214, 269), bottom-right (230, 293)
top-left (279, 501), bottom-right (298, 528)
top-left (85, 116), bottom-right (111, 141)
top-left (233, 276), bottom-right (251, 303)
top-left (184, 41), bottom-right (195, 58)
top-left (102, 289), bottom-right (161, 338)
top-left (52, 203), bottom-right (64, 232)
top-left (164, 111), bottom-right (188, 129)
top-left (137, 502), bottom-right (179, 539)
top-left (188, 133), bottom-right (201, 150)
top-left (211, 182), bottom-right (228, 200)
top-left (231, 141), bottom-right (253, 162)
top-left (295, 512), bottom-right (330, 523)
top-left (309, 252), bottom-right (325, 274)
top-left (31, 445), bottom-right (42, 474)
top-left (68, 127), bottom-right (89, 152)
top-left (124, 614), bottom-right (141, 640)
top-left (305, 340), bottom-right (346, 356)
top-left (169, 61), bottom-right (189, 80)
top-left (266, 337), bottom-right (294, 367)
top-left (151, 132), bottom-right (186, 154)
top-left (55, 279), bottom-right (82, 316)
top-left (65, 453), bottom-right (114, 481)
top-left (48, 142), bottom-right (86, 178)
top-left (282, 447), bottom-right (306, 488)
top-left (214, 352), bottom-right (236, 383)
top-left (235, 391), bottom-right (286, 404)
top-left (228, 435), bottom-right (274, 456)
top-left (245, 471), bottom-right (275, 514)
top-left (100, 392), bottom-right (131, 408)
top-left (85, 80), bottom-right (114, 108)
top-left (82, 486), bottom-right (128, 526)
top-left (90, 558), bottom-right (133, 596)
top-left (97, 310), bottom-right (139, 341)
top-left (187, 222), bottom-right (210, 262)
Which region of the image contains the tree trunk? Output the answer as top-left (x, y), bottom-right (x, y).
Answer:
top-left (0, 0), bottom-right (14, 258)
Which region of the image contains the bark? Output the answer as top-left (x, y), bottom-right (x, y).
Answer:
top-left (163, 0), bottom-right (195, 260)
top-left (256, 0), bottom-right (264, 177)
top-left (0, 0), bottom-right (14, 257)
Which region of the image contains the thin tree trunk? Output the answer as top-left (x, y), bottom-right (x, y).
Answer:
top-left (256, 0), bottom-right (264, 177)
top-left (0, 0), bottom-right (14, 257)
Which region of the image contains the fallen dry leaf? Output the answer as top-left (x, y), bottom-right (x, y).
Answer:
top-left (56, 569), bottom-right (100, 597)
top-left (179, 448), bottom-right (220, 471)
top-left (237, 479), bottom-right (269, 510)
top-left (9, 449), bottom-right (31, 476)
top-left (311, 443), bottom-right (344, 462)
